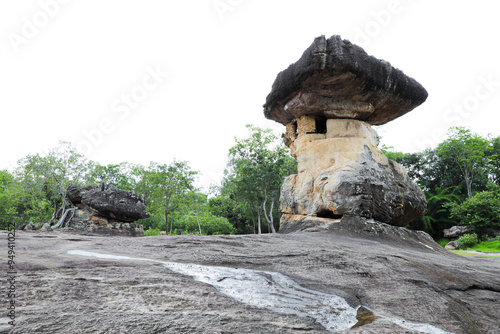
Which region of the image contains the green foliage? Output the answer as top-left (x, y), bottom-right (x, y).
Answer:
top-left (136, 215), bottom-right (166, 232)
top-left (489, 136), bottom-right (500, 185)
top-left (408, 186), bottom-right (463, 237)
top-left (12, 141), bottom-right (88, 226)
top-left (437, 127), bottom-right (493, 198)
top-left (135, 160), bottom-right (198, 233)
top-left (457, 233), bottom-right (479, 249)
top-left (144, 227), bottom-right (162, 236)
top-left (171, 191), bottom-right (235, 235)
top-left (3, 125), bottom-right (500, 238)
top-left (208, 195), bottom-right (252, 234)
top-left (222, 125), bottom-right (297, 233)
top-left (468, 240), bottom-right (500, 252)
top-left (447, 185), bottom-right (500, 235)
top-left (0, 170), bottom-right (20, 228)
top-left (175, 211), bottom-right (235, 235)
top-left (437, 239), bottom-right (450, 247)
top-left (85, 162), bottom-right (137, 191)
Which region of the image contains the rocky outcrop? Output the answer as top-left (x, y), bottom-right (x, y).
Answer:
top-left (445, 241), bottom-right (460, 250)
top-left (444, 225), bottom-right (471, 239)
top-left (69, 205), bottom-right (145, 237)
top-left (6, 228), bottom-right (500, 333)
top-left (264, 35), bottom-right (428, 230)
top-left (82, 184), bottom-right (149, 222)
top-left (64, 184), bottom-right (148, 236)
top-left (16, 222), bottom-right (36, 230)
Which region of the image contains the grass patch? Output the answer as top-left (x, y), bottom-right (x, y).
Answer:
top-left (468, 240), bottom-right (500, 253)
top-left (449, 250), bottom-right (499, 257)
top-left (437, 238), bottom-right (450, 247)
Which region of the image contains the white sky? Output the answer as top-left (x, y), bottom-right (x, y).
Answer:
top-left (1, 0), bottom-right (499, 190)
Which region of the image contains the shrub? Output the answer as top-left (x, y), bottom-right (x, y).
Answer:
top-left (457, 233), bottom-right (478, 249)
top-left (144, 227), bottom-right (162, 236)
top-left (447, 185), bottom-right (500, 235)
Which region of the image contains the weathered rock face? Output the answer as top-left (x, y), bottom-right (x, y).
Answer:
top-left (63, 184), bottom-right (148, 236)
top-left (69, 205), bottom-right (145, 237)
top-left (82, 184), bottom-right (150, 222)
top-left (264, 35), bottom-right (428, 229)
top-left (264, 35), bottom-right (428, 126)
top-left (444, 225), bottom-right (471, 239)
top-left (280, 119), bottom-right (426, 228)
top-left (7, 228), bottom-right (500, 334)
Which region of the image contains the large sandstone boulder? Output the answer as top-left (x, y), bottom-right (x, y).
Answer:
top-left (82, 184), bottom-right (150, 222)
top-left (264, 35), bottom-right (428, 230)
top-left (61, 184), bottom-right (149, 236)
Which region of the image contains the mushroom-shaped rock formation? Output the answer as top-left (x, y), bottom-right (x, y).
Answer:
top-left (82, 184), bottom-right (150, 222)
top-left (264, 35), bottom-right (428, 232)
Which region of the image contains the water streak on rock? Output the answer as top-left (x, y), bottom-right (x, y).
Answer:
top-left (68, 250), bottom-right (453, 333)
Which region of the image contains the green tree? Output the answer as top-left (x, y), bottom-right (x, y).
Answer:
top-left (15, 142), bottom-right (88, 228)
top-left (447, 184), bottom-right (500, 236)
top-left (85, 162), bottom-right (137, 191)
top-left (0, 170), bottom-right (20, 227)
top-left (418, 148), bottom-right (466, 195)
top-left (437, 127), bottom-right (493, 199)
top-left (223, 125), bottom-right (297, 233)
top-left (173, 191), bottom-right (235, 235)
top-left (208, 193), bottom-right (252, 234)
top-left (488, 136), bottom-right (500, 185)
top-left (135, 160), bottom-right (198, 234)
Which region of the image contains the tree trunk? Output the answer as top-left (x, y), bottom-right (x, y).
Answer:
top-left (257, 211), bottom-right (262, 234)
top-left (464, 169), bottom-right (473, 199)
top-left (52, 206), bottom-right (75, 229)
top-left (165, 198), bottom-right (169, 235)
top-left (262, 188), bottom-right (276, 233)
top-left (48, 204), bottom-right (62, 225)
top-left (195, 214), bottom-right (202, 235)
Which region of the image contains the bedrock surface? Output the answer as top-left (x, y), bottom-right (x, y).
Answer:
top-left (2, 224), bottom-right (499, 334)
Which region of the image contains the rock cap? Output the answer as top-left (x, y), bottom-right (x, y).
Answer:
top-left (264, 35), bottom-right (428, 125)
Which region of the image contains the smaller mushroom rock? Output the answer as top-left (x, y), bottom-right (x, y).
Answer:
top-left (82, 184), bottom-right (150, 222)
top-left (264, 35), bottom-right (428, 231)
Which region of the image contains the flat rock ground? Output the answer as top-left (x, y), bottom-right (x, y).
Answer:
top-left (1, 222), bottom-right (500, 334)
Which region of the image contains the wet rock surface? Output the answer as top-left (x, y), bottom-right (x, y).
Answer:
top-left (3, 223), bottom-right (500, 334)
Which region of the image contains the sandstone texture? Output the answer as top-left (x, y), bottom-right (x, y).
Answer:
top-left (264, 35), bottom-right (428, 230)
top-left (3, 223), bottom-right (500, 334)
top-left (280, 119), bottom-right (426, 228)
